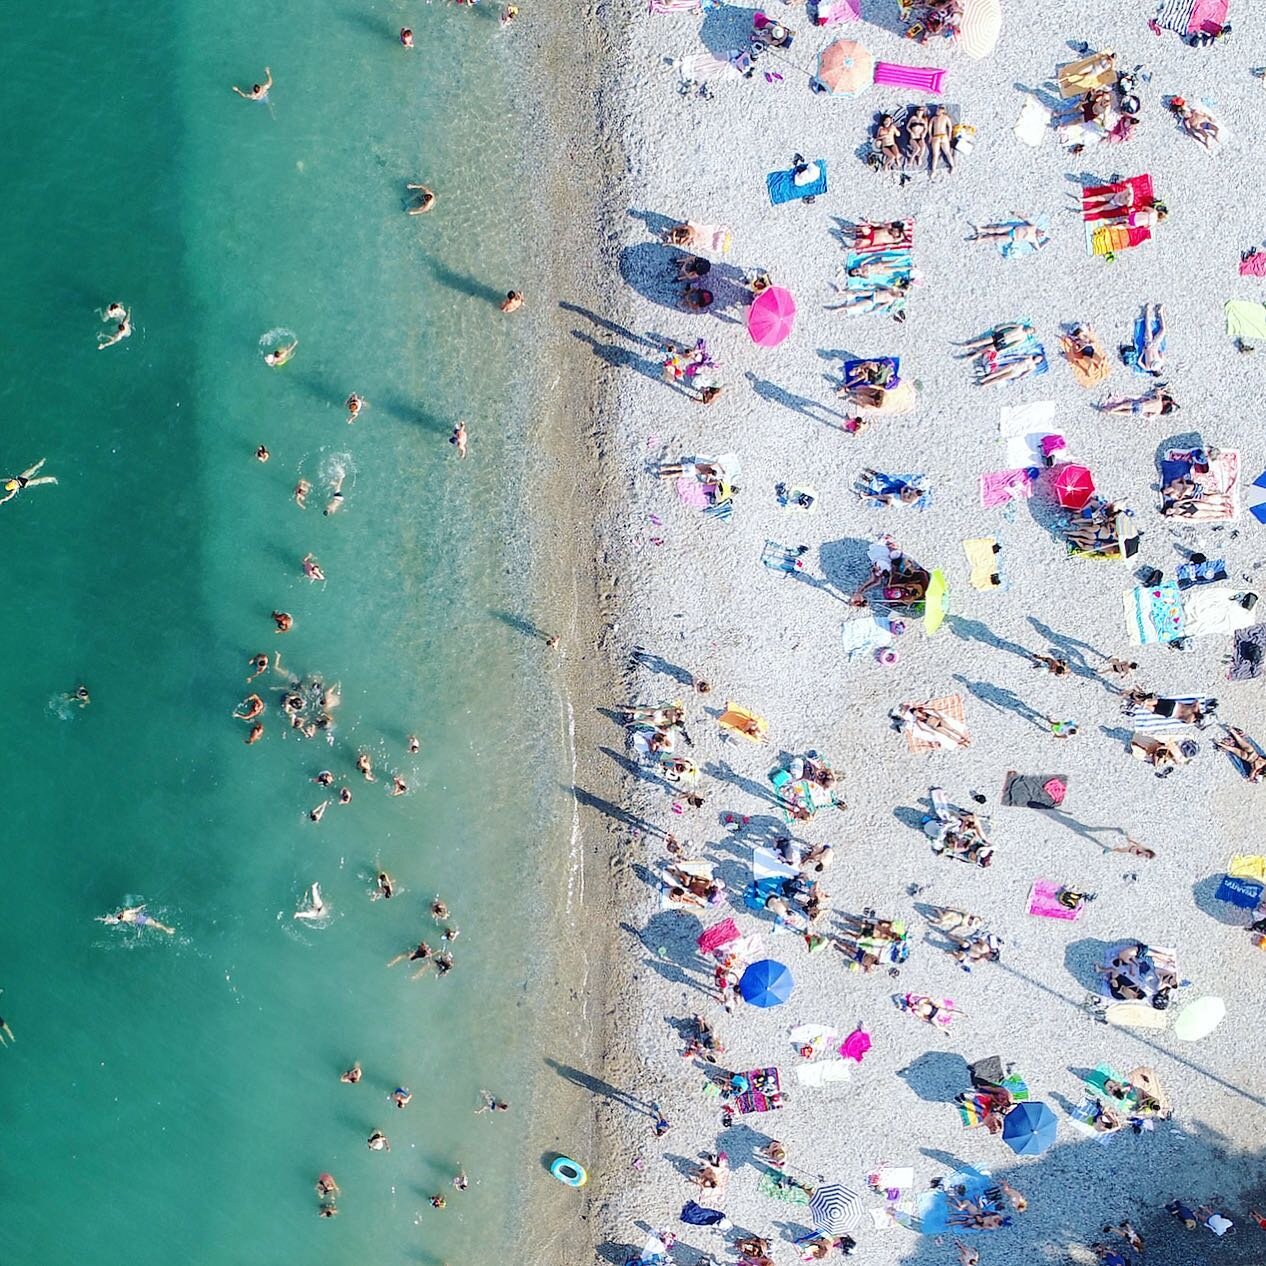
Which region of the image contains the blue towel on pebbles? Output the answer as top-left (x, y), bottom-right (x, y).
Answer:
top-left (767, 160), bottom-right (828, 205)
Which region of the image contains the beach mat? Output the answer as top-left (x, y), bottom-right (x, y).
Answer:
top-left (1230, 624), bottom-right (1266, 681)
top-left (1123, 580), bottom-right (1185, 645)
top-left (1001, 772), bottom-right (1067, 808)
top-left (767, 161), bottom-right (828, 206)
top-left (903, 694), bottom-right (969, 753)
top-left (964, 537), bottom-right (1001, 589)
top-left (1225, 300), bottom-right (1266, 341)
top-left (794, 1060), bottom-right (853, 1088)
top-left (1027, 880), bottom-right (1082, 920)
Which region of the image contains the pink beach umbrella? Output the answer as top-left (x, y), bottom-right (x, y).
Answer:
top-left (747, 286), bottom-right (797, 348)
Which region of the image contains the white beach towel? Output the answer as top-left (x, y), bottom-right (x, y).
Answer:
top-left (794, 1060), bottom-right (853, 1087)
top-left (999, 400), bottom-right (1056, 436)
top-left (1014, 95), bottom-right (1050, 147)
top-left (1182, 588), bottom-right (1258, 638)
top-left (841, 615), bottom-right (893, 660)
top-left (753, 846), bottom-right (798, 882)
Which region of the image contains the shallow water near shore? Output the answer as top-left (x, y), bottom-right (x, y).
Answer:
top-left (0, 4), bottom-right (574, 1262)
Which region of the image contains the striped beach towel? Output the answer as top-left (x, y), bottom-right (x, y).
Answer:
top-left (1153, 0), bottom-right (1196, 32)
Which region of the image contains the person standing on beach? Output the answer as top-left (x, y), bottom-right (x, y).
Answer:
top-left (1031, 653), bottom-right (1069, 676)
top-left (450, 421), bottom-right (468, 459)
top-left (650, 1102), bottom-right (671, 1137)
top-left (231, 67), bottom-right (273, 100)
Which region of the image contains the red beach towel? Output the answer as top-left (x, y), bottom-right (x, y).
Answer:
top-left (698, 918), bottom-right (740, 955)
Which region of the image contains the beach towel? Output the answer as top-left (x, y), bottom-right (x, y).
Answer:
top-left (1182, 586), bottom-right (1258, 638)
top-left (1082, 173), bottom-right (1153, 221)
top-left (917, 1169), bottom-right (995, 1234)
top-left (762, 539), bottom-right (807, 574)
top-left (794, 1060), bottom-right (853, 1087)
top-left (752, 846), bottom-right (798, 884)
top-left (1122, 308), bottom-right (1166, 376)
top-left (679, 50), bottom-right (746, 85)
top-left (980, 468), bottom-right (1035, 508)
top-left (902, 694), bottom-right (969, 753)
top-left (1060, 333), bottom-right (1111, 387)
top-left (1225, 300), bottom-right (1266, 341)
top-left (649, 0), bottom-right (701, 11)
top-left (1127, 696), bottom-right (1215, 735)
top-left (841, 248), bottom-right (914, 292)
top-left (680, 1200), bottom-right (726, 1226)
top-left (997, 217), bottom-right (1050, 259)
top-left (767, 161), bottom-right (828, 206)
top-left (849, 218), bottom-right (914, 255)
top-left (957, 1093), bottom-right (994, 1128)
top-left (1160, 449), bottom-right (1239, 521)
top-left (718, 702), bottom-right (768, 742)
top-left (818, 0), bottom-right (861, 23)
top-left (1229, 854), bottom-right (1266, 883)
top-left (758, 1169), bottom-right (811, 1204)
top-left (840, 1027), bottom-right (871, 1062)
top-left (1057, 51), bottom-right (1116, 99)
top-left (1240, 251), bottom-right (1266, 278)
top-left (1229, 623), bottom-right (1266, 681)
top-left (873, 61), bottom-right (946, 94)
top-left (732, 1066), bottom-right (783, 1114)
top-left (682, 222), bottom-right (733, 255)
top-left (1176, 559), bottom-right (1228, 591)
top-left (841, 614), bottom-right (893, 659)
top-left (981, 328), bottom-right (1048, 377)
top-left (1153, 0), bottom-right (1196, 33)
top-left (697, 917), bottom-right (740, 956)
top-left (964, 537), bottom-right (1002, 589)
top-left (1103, 1000), bottom-right (1169, 1030)
top-left (1123, 581), bottom-right (1185, 645)
top-left (857, 471), bottom-right (928, 509)
top-left (1001, 772), bottom-right (1067, 808)
top-left (789, 1023), bottom-right (838, 1056)
top-left (1188, 0), bottom-right (1229, 34)
top-left (1027, 880), bottom-right (1083, 920)
top-left (1215, 874), bottom-right (1263, 908)
top-left (1014, 94), bottom-right (1049, 146)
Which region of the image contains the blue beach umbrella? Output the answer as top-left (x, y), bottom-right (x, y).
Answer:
top-left (1001, 1100), bottom-right (1058, 1155)
top-left (1247, 470), bottom-right (1266, 524)
top-left (739, 958), bottom-right (794, 1008)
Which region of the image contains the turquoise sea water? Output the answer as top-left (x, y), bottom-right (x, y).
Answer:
top-left (0, 4), bottom-right (571, 1262)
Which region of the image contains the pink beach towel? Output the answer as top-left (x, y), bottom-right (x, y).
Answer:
top-left (649, 0), bottom-right (701, 12)
top-left (1240, 253), bottom-right (1266, 278)
top-left (1188, 0), bottom-right (1229, 33)
top-left (980, 468), bottom-right (1034, 508)
top-left (1027, 880), bottom-right (1081, 920)
top-left (873, 62), bottom-right (947, 94)
top-left (840, 1027), bottom-right (872, 1062)
top-left (677, 475), bottom-right (710, 508)
top-left (816, 0), bottom-right (860, 24)
top-left (698, 917), bottom-right (740, 955)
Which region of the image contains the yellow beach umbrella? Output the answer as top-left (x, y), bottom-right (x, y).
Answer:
top-left (924, 569), bottom-right (948, 635)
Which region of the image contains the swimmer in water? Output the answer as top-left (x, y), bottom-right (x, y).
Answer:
top-left (345, 394), bottom-right (365, 423)
top-left (407, 734), bottom-right (420, 754)
top-left (231, 67), bottom-right (273, 100)
top-left (245, 723), bottom-right (264, 745)
top-left (400, 27), bottom-right (414, 47)
top-left (302, 553), bottom-right (325, 583)
top-left (450, 420), bottom-right (468, 459)
top-left (318, 1204), bottom-right (338, 1218)
top-left (367, 1130), bottom-right (390, 1151)
top-left (340, 1063), bottom-right (362, 1084)
top-left (309, 800), bottom-right (330, 823)
top-left (315, 1173), bottom-right (340, 1198)
top-left (1, 458), bottom-right (58, 505)
top-left (255, 445), bottom-right (270, 462)
top-left (356, 752), bottom-right (376, 782)
top-left (247, 653), bottom-right (269, 682)
top-left (435, 951), bottom-right (454, 976)
top-left (389, 775), bottom-right (408, 797)
top-left (391, 1087), bottom-right (413, 1108)
top-left (431, 897), bottom-right (449, 922)
top-left (234, 694), bottom-right (264, 721)
top-left (500, 290), bottom-right (524, 313)
top-left (314, 770), bottom-right (334, 786)
top-left (500, 5), bottom-right (519, 25)
top-left (264, 339), bottom-right (297, 367)
top-left (338, 787), bottom-right (352, 805)
top-left (294, 479), bottom-right (311, 510)
top-left (374, 871), bottom-right (395, 900)
top-left (101, 302), bottom-right (127, 322)
top-left (64, 684), bottom-right (91, 708)
top-left (97, 906), bottom-right (175, 935)
top-left (294, 883), bottom-right (326, 921)
top-left (323, 472), bottom-right (345, 517)
top-left (387, 941), bottom-right (431, 968)
top-left (406, 183), bottom-right (435, 214)
top-left (430, 1194), bottom-right (447, 1210)
top-left (97, 309), bottom-right (132, 349)
top-left (453, 1168), bottom-right (469, 1190)
top-left (0, 1016), bottom-right (14, 1046)
top-left (475, 1092), bottom-right (509, 1113)
top-left (442, 924), bottom-right (460, 942)
top-left (272, 611), bottom-right (293, 633)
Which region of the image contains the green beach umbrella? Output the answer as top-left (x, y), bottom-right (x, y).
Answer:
top-left (924, 569), bottom-right (948, 635)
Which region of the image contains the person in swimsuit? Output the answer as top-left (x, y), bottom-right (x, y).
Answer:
top-left (231, 68), bottom-right (273, 100)
top-left (340, 1063), bottom-right (362, 1084)
top-left (367, 1130), bottom-right (390, 1151)
top-left (1099, 386), bottom-right (1178, 416)
top-left (293, 480), bottom-right (312, 509)
top-left (968, 217), bottom-right (1050, 250)
top-left (406, 183), bottom-right (435, 214)
top-left (905, 107), bottom-right (929, 168)
top-left (0, 1016), bottom-right (15, 1046)
top-left (323, 473), bottom-right (345, 516)
top-left (98, 309), bottom-right (132, 349)
top-left (294, 883), bottom-right (326, 921)
top-left (345, 393), bottom-right (365, 423)
top-left (387, 941), bottom-right (431, 968)
top-left (302, 553), bottom-right (325, 583)
top-left (391, 1087), bottom-right (413, 1108)
top-left (1214, 726), bottom-right (1266, 782)
top-left (309, 800), bottom-right (330, 823)
top-left (854, 220), bottom-right (906, 249)
top-left (315, 1173), bottom-right (339, 1198)
top-left (1, 458), bottom-right (58, 505)
top-left (452, 1167), bottom-right (469, 1190)
top-left (234, 694), bottom-right (265, 721)
top-left (450, 421), bottom-right (468, 458)
top-left (98, 906), bottom-right (175, 935)
top-left (272, 611), bottom-right (293, 632)
top-left (929, 106), bottom-right (954, 173)
top-left (874, 115), bottom-right (901, 169)
top-left (263, 339), bottom-right (297, 367)
top-left (356, 751), bottom-right (376, 782)
top-left (500, 290), bottom-right (523, 313)
top-left (956, 323), bottom-right (1035, 356)
top-left (976, 353), bottom-right (1044, 386)
top-left (373, 871), bottom-right (395, 900)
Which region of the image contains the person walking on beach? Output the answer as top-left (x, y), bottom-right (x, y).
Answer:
top-left (650, 1102), bottom-right (671, 1137)
top-left (1, 458), bottom-right (58, 506)
top-left (232, 68), bottom-right (273, 100)
top-left (450, 420), bottom-right (468, 459)
top-left (500, 290), bottom-right (523, 313)
top-left (1031, 653), bottom-right (1069, 676)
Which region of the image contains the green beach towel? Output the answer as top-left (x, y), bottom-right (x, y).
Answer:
top-left (1225, 300), bottom-right (1266, 341)
top-left (758, 1169), bottom-right (811, 1204)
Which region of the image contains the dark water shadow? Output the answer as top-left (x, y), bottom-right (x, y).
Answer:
top-left (568, 784), bottom-right (672, 840)
top-left (490, 609), bottom-right (552, 643)
top-left (417, 251), bottom-right (504, 306)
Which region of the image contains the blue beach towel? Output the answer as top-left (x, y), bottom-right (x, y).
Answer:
top-left (990, 327), bottom-right (1049, 376)
top-left (917, 1167), bottom-right (998, 1235)
top-left (1122, 308), bottom-right (1164, 376)
top-left (998, 217), bottom-right (1050, 259)
top-left (767, 160), bottom-right (828, 206)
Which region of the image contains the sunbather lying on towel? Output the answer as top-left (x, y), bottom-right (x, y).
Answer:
top-left (1123, 690), bottom-right (1215, 727)
top-left (1170, 98), bottom-right (1221, 150)
top-left (1060, 324), bottom-right (1110, 384)
top-left (896, 702), bottom-right (972, 749)
top-left (1125, 302), bottom-right (1167, 375)
top-left (854, 220), bottom-right (909, 249)
top-left (1214, 725), bottom-right (1266, 782)
top-left (1083, 185), bottom-right (1167, 227)
top-left (1099, 385), bottom-right (1178, 416)
top-left (968, 218), bottom-right (1050, 250)
top-left (976, 353), bottom-right (1043, 385)
top-left (831, 279), bottom-right (910, 315)
top-left (856, 469), bottom-right (928, 508)
top-left (957, 322), bottom-right (1035, 357)
top-left (1130, 733), bottom-right (1197, 778)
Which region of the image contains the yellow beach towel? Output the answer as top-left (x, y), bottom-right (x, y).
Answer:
top-left (964, 538), bottom-right (1001, 589)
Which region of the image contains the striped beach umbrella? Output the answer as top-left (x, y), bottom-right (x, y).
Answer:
top-left (809, 1182), bottom-right (864, 1233)
top-left (1246, 470), bottom-right (1266, 524)
top-left (958, 0), bottom-right (1002, 59)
